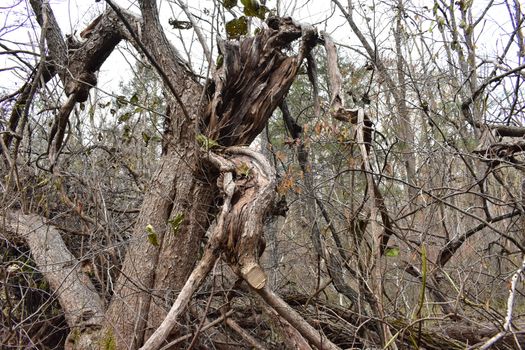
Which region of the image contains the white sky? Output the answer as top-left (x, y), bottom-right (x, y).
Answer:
top-left (0, 0), bottom-right (520, 96)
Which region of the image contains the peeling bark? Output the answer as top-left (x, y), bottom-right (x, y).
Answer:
top-left (141, 146), bottom-right (276, 350)
top-left (204, 17), bottom-right (318, 146)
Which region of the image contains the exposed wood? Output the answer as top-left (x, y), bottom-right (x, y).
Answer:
top-left (2, 1), bottom-right (524, 349)
top-left (322, 31), bottom-right (344, 115)
top-left (222, 147), bottom-right (276, 289)
top-left (141, 145), bottom-right (276, 349)
top-left (204, 17), bottom-right (317, 146)
top-left (100, 11), bottom-right (320, 348)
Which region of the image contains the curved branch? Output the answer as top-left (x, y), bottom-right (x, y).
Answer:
top-left (141, 146), bottom-right (276, 350)
top-left (437, 211), bottom-right (519, 267)
top-left (28, 2), bottom-right (127, 159)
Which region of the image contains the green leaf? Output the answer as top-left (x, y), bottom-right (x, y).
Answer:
top-left (122, 125), bottom-right (132, 142)
top-left (243, 1), bottom-right (268, 19)
top-left (385, 246), bottom-right (400, 257)
top-left (168, 18), bottom-right (192, 30)
top-left (216, 54), bottom-right (224, 69)
top-left (223, 0), bottom-right (237, 9)
top-left (437, 16), bottom-right (445, 29)
top-left (116, 95), bottom-right (128, 108)
top-left (433, 1), bottom-right (439, 16)
top-left (130, 93), bottom-right (139, 104)
top-left (142, 132), bottom-right (151, 146)
top-left (240, 0), bottom-right (256, 7)
top-left (118, 112), bottom-right (132, 123)
top-left (89, 106), bottom-right (95, 123)
top-left (196, 134), bottom-right (220, 151)
top-left (225, 16), bottom-right (248, 39)
top-left (146, 224), bottom-right (159, 246)
top-left (243, 4), bottom-right (258, 16)
top-left (237, 162), bottom-right (251, 177)
top-left (168, 213), bottom-right (184, 234)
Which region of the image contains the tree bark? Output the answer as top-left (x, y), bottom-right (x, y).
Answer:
top-left (13, 2), bottom-right (335, 348)
top-left (3, 211), bottom-right (104, 349)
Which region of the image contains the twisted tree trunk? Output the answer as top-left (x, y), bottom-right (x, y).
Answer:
top-left (18, 2), bottom-right (327, 348)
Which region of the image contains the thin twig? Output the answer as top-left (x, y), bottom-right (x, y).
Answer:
top-left (104, 0), bottom-right (191, 121)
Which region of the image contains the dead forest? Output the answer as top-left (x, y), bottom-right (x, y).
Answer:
top-left (1, 0), bottom-right (525, 349)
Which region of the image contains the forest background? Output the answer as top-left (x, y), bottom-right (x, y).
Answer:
top-left (1, 0), bottom-right (525, 349)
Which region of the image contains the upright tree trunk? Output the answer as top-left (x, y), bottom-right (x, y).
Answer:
top-left (393, 0), bottom-right (417, 205)
top-left (101, 80), bottom-right (210, 349)
top-left (10, 2), bottom-right (330, 348)
top-left (98, 1), bottom-right (212, 344)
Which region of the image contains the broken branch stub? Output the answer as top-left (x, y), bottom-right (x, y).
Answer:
top-left (204, 17), bottom-right (318, 147)
top-left (141, 148), bottom-right (276, 349)
top-left (221, 147), bottom-right (277, 289)
top-left (65, 10), bottom-right (123, 102)
top-left (44, 8), bottom-right (128, 161)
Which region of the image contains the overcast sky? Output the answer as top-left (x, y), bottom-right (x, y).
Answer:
top-left (0, 0), bottom-right (518, 96)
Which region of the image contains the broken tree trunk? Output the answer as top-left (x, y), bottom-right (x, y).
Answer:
top-left (13, 1), bottom-right (339, 347)
top-left (140, 146), bottom-right (276, 350)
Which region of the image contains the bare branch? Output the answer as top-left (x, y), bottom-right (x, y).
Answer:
top-left (254, 285), bottom-right (340, 350)
top-left (437, 211), bottom-right (520, 267)
top-left (174, 0), bottom-right (213, 67)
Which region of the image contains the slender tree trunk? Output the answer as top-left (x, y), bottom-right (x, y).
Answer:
top-left (393, 0), bottom-right (417, 204)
